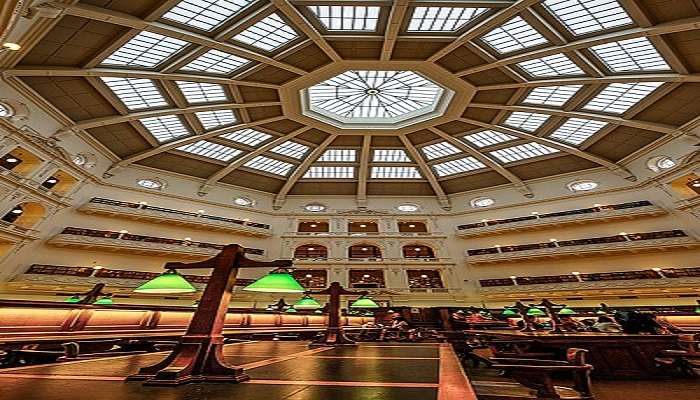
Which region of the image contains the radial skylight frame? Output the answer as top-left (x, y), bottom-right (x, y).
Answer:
top-left (271, 141), bottom-right (310, 159)
top-left (548, 118), bottom-right (608, 145)
top-left (480, 16), bottom-right (548, 54)
top-left (373, 149), bottom-right (411, 162)
top-left (244, 155), bottom-right (294, 176)
top-left (161, 0), bottom-right (256, 32)
top-left (100, 77), bottom-right (168, 110)
top-left (583, 82), bottom-right (663, 114)
top-left (433, 157), bottom-right (486, 177)
top-left (304, 166), bottom-right (355, 179)
top-left (180, 49), bottom-right (251, 75)
top-left (421, 142), bottom-right (461, 160)
top-left (503, 112), bottom-right (551, 132)
top-left (318, 149), bottom-right (357, 162)
top-left (196, 110), bottom-right (238, 130)
top-left (219, 128), bottom-right (272, 146)
top-left (302, 70), bottom-right (453, 129)
top-left (232, 13), bottom-right (299, 52)
top-left (140, 115), bottom-right (191, 143)
top-left (517, 53), bottom-right (585, 77)
top-left (463, 130), bottom-right (517, 147)
top-left (370, 166), bottom-right (421, 179)
top-left (307, 5), bottom-right (381, 32)
top-left (522, 85), bottom-right (583, 107)
top-left (176, 81), bottom-right (228, 104)
top-left (101, 32), bottom-right (188, 68)
top-left (589, 37), bottom-right (671, 73)
top-left (177, 140), bottom-right (242, 161)
top-left (489, 142), bottom-right (560, 163)
top-left (543, 0), bottom-right (634, 36)
top-left (407, 6), bottom-right (489, 32)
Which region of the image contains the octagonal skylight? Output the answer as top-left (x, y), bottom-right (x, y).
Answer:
top-left (302, 70), bottom-right (453, 129)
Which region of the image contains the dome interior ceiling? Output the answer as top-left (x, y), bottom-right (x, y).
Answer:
top-left (7, 0), bottom-right (700, 204)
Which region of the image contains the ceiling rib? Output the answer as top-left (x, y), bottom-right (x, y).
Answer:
top-left (427, 126), bottom-right (533, 197)
top-left (458, 117), bottom-right (637, 181)
top-left (357, 135), bottom-right (372, 208)
top-left (381, 0), bottom-right (409, 61)
top-left (456, 16), bottom-right (700, 76)
top-left (469, 103), bottom-right (678, 135)
top-left (198, 126), bottom-right (313, 195)
top-left (475, 74), bottom-right (700, 90)
top-left (272, 0), bottom-right (342, 61)
top-left (273, 134), bottom-right (338, 209)
top-left (399, 135), bottom-right (451, 210)
top-left (43, 3), bottom-right (307, 75)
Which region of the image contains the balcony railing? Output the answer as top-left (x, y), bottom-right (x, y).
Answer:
top-left (466, 230), bottom-right (698, 263)
top-left (456, 201), bottom-right (665, 237)
top-left (283, 231), bottom-right (445, 238)
top-left (80, 198), bottom-right (271, 236)
top-left (292, 257), bottom-right (455, 265)
top-left (48, 227), bottom-right (265, 259)
top-left (0, 220), bottom-right (40, 240)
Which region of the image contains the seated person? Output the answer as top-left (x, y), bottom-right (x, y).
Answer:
top-left (358, 321), bottom-right (382, 341)
top-left (592, 315), bottom-right (623, 333)
top-left (559, 315), bottom-right (584, 332)
top-left (380, 315), bottom-right (411, 341)
top-left (452, 310), bottom-right (467, 322)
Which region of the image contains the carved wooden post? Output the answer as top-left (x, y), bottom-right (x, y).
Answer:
top-left (308, 282), bottom-right (367, 347)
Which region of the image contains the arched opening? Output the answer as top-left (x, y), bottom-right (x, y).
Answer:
top-left (292, 269), bottom-right (327, 288)
top-left (348, 244), bottom-right (381, 259)
top-left (398, 221), bottom-right (428, 233)
top-left (407, 270), bottom-right (444, 288)
top-left (2, 202), bottom-right (45, 229)
top-left (403, 245), bottom-right (435, 258)
top-left (294, 244), bottom-right (328, 259)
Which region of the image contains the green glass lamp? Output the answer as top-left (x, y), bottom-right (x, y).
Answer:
top-left (94, 295), bottom-right (113, 305)
top-left (694, 307), bottom-right (700, 314)
top-left (557, 307), bottom-right (576, 315)
top-left (65, 295), bottom-right (81, 303)
top-left (135, 270), bottom-right (196, 294)
top-left (243, 270), bottom-right (305, 293)
top-left (363, 311), bottom-right (374, 317)
top-left (501, 308), bottom-right (518, 316)
top-left (526, 307), bottom-right (546, 316)
top-left (293, 295), bottom-right (322, 310)
top-left (595, 309), bottom-right (606, 315)
top-left (285, 307), bottom-right (298, 313)
top-left (350, 295), bottom-right (380, 308)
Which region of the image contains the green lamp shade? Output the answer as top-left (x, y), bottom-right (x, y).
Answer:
top-left (558, 307), bottom-right (576, 315)
top-left (694, 307), bottom-right (700, 314)
top-left (94, 296), bottom-right (113, 305)
top-left (285, 307), bottom-right (298, 313)
top-left (350, 296), bottom-right (380, 308)
top-left (501, 308), bottom-right (518, 316)
top-left (243, 271), bottom-right (305, 293)
top-left (294, 295), bottom-right (322, 310)
top-left (595, 309), bottom-right (606, 315)
top-left (526, 307), bottom-right (546, 316)
top-left (135, 270), bottom-right (196, 294)
top-left (65, 295), bottom-right (81, 303)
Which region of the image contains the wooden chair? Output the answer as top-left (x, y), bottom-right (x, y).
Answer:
top-left (473, 348), bottom-right (594, 400)
top-left (654, 336), bottom-right (700, 377)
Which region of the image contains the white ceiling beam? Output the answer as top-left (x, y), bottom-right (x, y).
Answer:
top-left (426, 0), bottom-right (542, 62)
top-left (459, 117), bottom-right (637, 181)
top-left (357, 135), bottom-right (372, 208)
top-left (45, 2), bottom-right (307, 75)
top-left (469, 103), bottom-right (678, 135)
top-left (272, 0), bottom-right (342, 61)
top-left (456, 16), bottom-right (700, 76)
top-left (199, 126), bottom-right (313, 195)
top-left (273, 134), bottom-right (338, 209)
top-left (381, 0), bottom-right (409, 61)
top-left (1, 67), bottom-right (280, 89)
top-left (427, 126), bottom-right (533, 197)
top-left (399, 135), bottom-right (451, 210)
top-left (66, 102), bottom-right (282, 130)
top-left (476, 74), bottom-right (700, 90)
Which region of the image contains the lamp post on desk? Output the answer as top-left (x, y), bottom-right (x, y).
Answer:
top-left (127, 244), bottom-right (304, 386)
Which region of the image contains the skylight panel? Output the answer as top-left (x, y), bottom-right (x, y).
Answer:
top-left (504, 112), bottom-right (550, 132)
top-left (100, 77), bottom-right (167, 110)
top-left (219, 128), bottom-right (271, 146)
top-left (373, 149), bottom-right (411, 162)
top-left (589, 37), bottom-right (670, 73)
top-left (407, 7), bottom-right (488, 32)
top-left (480, 16), bottom-right (548, 54)
top-left (517, 53), bottom-right (584, 77)
top-left (304, 166), bottom-right (354, 179)
top-left (176, 81), bottom-right (227, 104)
top-left (582, 82), bottom-right (663, 114)
top-left (463, 130), bottom-right (517, 147)
top-left (244, 156), bottom-right (294, 176)
top-left (421, 142), bottom-right (460, 160)
top-left (522, 85), bottom-right (583, 107)
top-left (548, 118), bottom-right (608, 145)
top-left (196, 110), bottom-right (238, 130)
top-left (162, 0), bottom-right (255, 31)
top-left (433, 157), bottom-right (486, 177)
top-left (140, 115), bottom-right (191, 143)
top-left (543, 0), bottom-right (633, 36)
top-left (271, 141), bottom-right (310, 159)
top-left (232, 13), bottom-right (298, 51)
top-left (489, 142), bottom-right (559, 163)
top-left (101, 32), bottom-right (188, 68)
top-left (370, 166), bottom-right (421, 179)
top-left (318, 149), bottom-right (356, 162)
top-left (308, 6), bottom-right (380, 31)
top-left (177, 140), bottom-right (242, 161)
top-left (181, 49), bottom-right (250, 74)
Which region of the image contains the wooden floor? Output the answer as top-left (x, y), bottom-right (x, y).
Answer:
top-left (0, 341), bottom-right (475, 400)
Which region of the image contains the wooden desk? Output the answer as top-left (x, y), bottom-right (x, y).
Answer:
top-left (468, 330), bottom-right (678, 379)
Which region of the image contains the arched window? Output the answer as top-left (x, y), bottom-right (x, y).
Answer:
top-left (403, 245), bottom-right (435, 258)
top-left (348, 245), bottom-right (382, 259)
top-left (137, 178), bottom-right (165, 190)
top-left (294, 244), bottom-right (328, 259)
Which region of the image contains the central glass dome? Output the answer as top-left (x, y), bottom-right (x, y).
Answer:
top-left (302, 70), bottom-right (452, 129)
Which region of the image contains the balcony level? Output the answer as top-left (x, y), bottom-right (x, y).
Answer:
top-left (282, 231), bottom-right (447, 238)
top-left (292, 257), bottom-right (456, 266)
top-left (466, 230), bottom-right (700, 264)
top-left (456, 201), bottom-right (666, 238)
top-left (0, 219), bottom-right (40, 241)
top-left (79, 198), bottom-right (272, 237)
top-left (48, 227), bottom-right (265, 259)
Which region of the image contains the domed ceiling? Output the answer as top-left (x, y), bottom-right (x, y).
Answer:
top-left (5, 0), bottom-right (700, 209)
